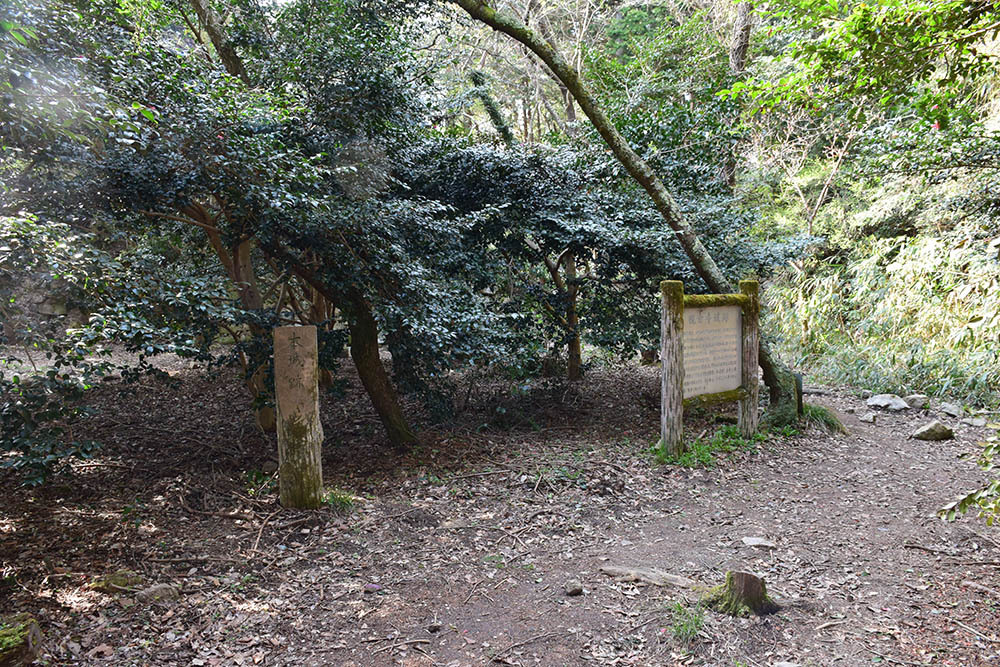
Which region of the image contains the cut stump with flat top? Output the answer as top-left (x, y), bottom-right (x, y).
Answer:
top-left (703, 571), bottom-right (779, 616)
top-left (274, 325), bottom-right (324, 509)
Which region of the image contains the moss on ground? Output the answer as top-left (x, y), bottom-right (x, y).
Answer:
top-left (90, 570), bottom-right (143, 594)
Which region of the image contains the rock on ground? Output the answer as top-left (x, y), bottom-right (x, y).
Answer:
top-left (938, 402), bottom-right (963, 417)
top-left (867, 394), bottom-right (910, 411)
top-left (136, 584), bottom-right (179, 603)
top-left (912, 420), bottom-right (954, 441)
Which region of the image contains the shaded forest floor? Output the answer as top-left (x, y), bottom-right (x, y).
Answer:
top-left (2, 359), bottom-right (999, 666)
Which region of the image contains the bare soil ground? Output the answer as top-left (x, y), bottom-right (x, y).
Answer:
top-left (2, 360), bottom-right (998, 666)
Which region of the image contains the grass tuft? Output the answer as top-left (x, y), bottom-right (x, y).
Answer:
top-left (652, 425), bottom-right (766, 468)
top-left (763, 401), bottom-right (844, 434)
top-left (667, 601), bottom-right (704, 643)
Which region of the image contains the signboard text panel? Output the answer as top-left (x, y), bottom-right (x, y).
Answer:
top-left (682, 305), bottom-right (742, 398)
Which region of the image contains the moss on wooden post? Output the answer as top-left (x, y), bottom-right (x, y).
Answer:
top-left (274, 325), bottom-right (324, 509)
top-left (739, 280), bottom-right (760, 439)
top-left (660, 280), bottom-right (685, 457)
top-left (0, 613), bottom-right (41, 666)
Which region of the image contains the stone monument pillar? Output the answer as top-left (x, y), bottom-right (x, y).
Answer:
top-left (273, 325), bottom-right (324, 509)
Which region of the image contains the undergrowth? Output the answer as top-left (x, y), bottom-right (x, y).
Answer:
top-left (667, 601), bottom-right (704, 643)
top-left (321, 488), bottom-right (356, 513)
top-left (652, 425), bottom-right (767, 467)
top-left (766, 227), bottom-right (1000, 407)
top-left (763, 401), bottom-right (845, 434)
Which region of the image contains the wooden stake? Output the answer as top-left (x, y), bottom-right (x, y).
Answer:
top-left (274, 325), bottom-right (324, 509)
top-left (739, 280), bottom-right (759, 439)
top-left (661, 280), bottom-right (685, 456)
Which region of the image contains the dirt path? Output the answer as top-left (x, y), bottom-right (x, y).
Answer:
top-left (2, 366), bottom-right (997, 666)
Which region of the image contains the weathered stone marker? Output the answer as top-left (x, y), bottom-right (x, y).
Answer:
top-left (273, 325), bottom-right (324, 509)
top-left (660, 280), bottom-right (760, 456)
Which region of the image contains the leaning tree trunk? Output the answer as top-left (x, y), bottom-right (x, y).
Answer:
top-left (470, 70), bottom-right (516, 146)
top-left (449, 0), bottom-right (794, 405)
top-left (231, 239), bottom-right (277, 432)
top-left (308, 287), bottom-right (335, 388)
top-left (198, 212), bottom-right (276, 433)
top-left (346, 292), bottom-right (419, 450)
top-left (188, 0), bottom-right (250, 84)
top-left (260, 243), bottom-right (421, 450)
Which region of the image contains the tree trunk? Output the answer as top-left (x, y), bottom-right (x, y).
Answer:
top-left (469, 70), bottom-right (516, 146)
top-left (565, 253), bottom-right (582, 381)
top-left (723, 1), bottom-right (753, 187)
top-left (562, 86), bottom-right (576, 123)
top-left (232, 239), bottom-right (277, 432)
top-left (449, 0), bottom-right (794, 406)
top-left (188, 0), bottom-right (251, 84)
top-left (729, 2), bottom-right (753, 74)
top-left (308, 287), bottom-right (335, 388)
top-left (346, 292), bottom-right (418, 450)
top-left (200, 214), bottom-right (277, 432)
top-left (259, 243), bottom-right (420, 449)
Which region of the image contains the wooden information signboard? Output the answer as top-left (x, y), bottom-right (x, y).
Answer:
top-left (660, 280), bottom-right (759, 456)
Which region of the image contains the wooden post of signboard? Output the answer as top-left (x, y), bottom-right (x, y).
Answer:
top-left (660, 280), bottom-right (685, 457)
top-left (738, 280), bottom-right (760, 438)
top-left (273, 325), bottom-right (324, 509)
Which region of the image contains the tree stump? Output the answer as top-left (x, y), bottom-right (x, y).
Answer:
top-left (703, 571), bottom-right (779, 616)
top-left (0, 613), bottom-right (41, 667)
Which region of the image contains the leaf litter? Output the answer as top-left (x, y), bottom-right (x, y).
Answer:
top-left (0, 360), bottom-right (997, 665)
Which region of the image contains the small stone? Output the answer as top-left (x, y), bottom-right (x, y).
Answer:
top-left (363, 583), bottom-right (382, 594)
top-left (564, 579), bottom-right (584, 596)
top-left (867, 394), bottom-right (910, 411)
top-left (859, 412), bottom-right (877, 424)
top-left (136, 583), bottom-right (179, 603)
top-left (742, 536), bottom-right (777, 549)
top-left (939, 402), bottom-right (963, 417)
top-left (427, 622), bottom-right (442, 633)
top-left (903, 394), bottom-right (929, 409)
top-left (912, 420), bottom-right (954, 441)
top-left (961, 417), bottom-right (987, 428)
